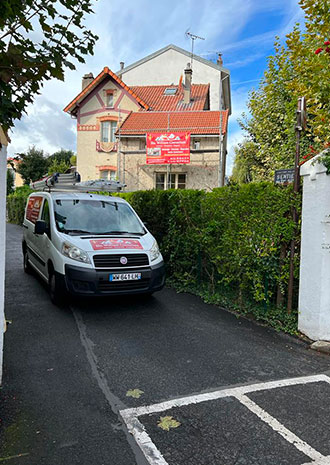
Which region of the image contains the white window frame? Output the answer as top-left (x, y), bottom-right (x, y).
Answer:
top-left (101, 121), bottom-right (117, 143)
top-left (99, 169), bottom-right (116, 181)
top-left (155, 172), bottom-right (186, 190)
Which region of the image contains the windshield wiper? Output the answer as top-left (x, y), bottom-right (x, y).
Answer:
top-left (62, 229), bottom-right (92, 235)
top-left (93, 230), bottom-right (145, 236)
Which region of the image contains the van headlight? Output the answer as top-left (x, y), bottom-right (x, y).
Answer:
top-left (62, 242), bottom-right (91, 264)
top-left (150, 240), bottom-right (160, 262)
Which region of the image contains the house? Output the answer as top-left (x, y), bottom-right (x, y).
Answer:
top-left (7, 158), bottom-right (24, 188)
top-left (117, 44), bottom-right (231, 113)
top-left (64, 45), bottom-right (231, 189)
top-left (117, 109), bottom-right (228, 191)
top-left (0, 126), bottom-right (9, 383)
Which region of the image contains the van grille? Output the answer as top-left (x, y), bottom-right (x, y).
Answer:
top-left (93, 253), bottom-right (149, 268)
top-left (98, 278), bottom-right (150, 292)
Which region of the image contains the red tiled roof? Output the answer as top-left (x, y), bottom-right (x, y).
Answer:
top-left (63, 67), bottom-right (149, 113)
top-left (118, 110), bottom-right (229, 135)
top-left (130, 84), bottom-right (209, 111)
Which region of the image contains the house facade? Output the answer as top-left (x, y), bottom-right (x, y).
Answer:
top-left (64, 67), bottom-right (150, 182)
top-left (118, 110), bottom-right (228, 191)
top-left (64, 45), bottom-right (231, 190)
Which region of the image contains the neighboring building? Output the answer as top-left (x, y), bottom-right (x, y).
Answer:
top-left (117, 44), bottom-right (231, 113)
top-left (7, 158), bottom-right (24, 188)
top-left (64, 44), bottom-right (231, 189)
top-left (0, 126), bottom-right (9, 383)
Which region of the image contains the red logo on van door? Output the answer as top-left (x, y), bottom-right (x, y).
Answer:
top-left (90, 239), bottom-right (143, 250)
top-left (26, 196), bottom-right (43, 224)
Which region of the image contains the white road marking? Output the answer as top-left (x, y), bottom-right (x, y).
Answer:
top-left (120, 374), bottom-right (330, 465)
top-left (236, 394), bottom-right (324, 462)
top-left (302, 458), bottom-right (330, 465)
top-left (121, 373), bottom-right (330, 419)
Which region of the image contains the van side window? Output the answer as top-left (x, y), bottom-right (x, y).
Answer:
top-left (41, 199), bottom-right (50, 227)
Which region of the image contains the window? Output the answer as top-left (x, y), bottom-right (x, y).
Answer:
top-left (54, 199), bottom-right (145, 235)
top-left (100, 170), bottom-right (116, 181)
top-left (139, 138), bottom-right (146, 150)
top-left (155, 173), bottom-right (186, 190)
top-left (41, 199), bottom-right (50, 227)
top-left (155, 173), bottom-right (165, 190)
top-left (193, 139), bottom-right (201, 150)
top-left (106, 93), bottom-right (114, 107)
top-left (101, 121), bottom-right (117, 142)
top-left (164, 88), bottom-right (177, 95)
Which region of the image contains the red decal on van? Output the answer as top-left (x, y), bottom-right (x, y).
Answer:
top-left (90, 239), bottom-right (143, 250)
top-left (26, 196), bottom-right (43, 224)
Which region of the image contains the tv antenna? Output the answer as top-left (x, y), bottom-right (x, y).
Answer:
top-left (185, 29), bottom-right (205, 67)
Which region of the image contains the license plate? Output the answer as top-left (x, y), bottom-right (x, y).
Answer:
top-left (109, 273), bottom-right (142, 281)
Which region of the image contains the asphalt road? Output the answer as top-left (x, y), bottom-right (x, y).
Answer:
top-left (1, 223), bottom-right (330, 465)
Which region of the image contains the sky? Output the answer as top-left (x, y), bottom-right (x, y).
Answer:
top-left (7, 0), bottom-right (305, 174)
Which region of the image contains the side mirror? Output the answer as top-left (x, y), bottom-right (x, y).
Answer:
top-left (34, 220), bottom-right (48, 235)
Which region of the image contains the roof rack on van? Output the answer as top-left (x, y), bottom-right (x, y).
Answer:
top-left (30, 172), bottom-right (126, 193)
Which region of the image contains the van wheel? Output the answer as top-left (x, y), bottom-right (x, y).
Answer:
top-left (23, 249), bottom-right (32, 274)
top-left (49, 272), bottom-right (65, 305)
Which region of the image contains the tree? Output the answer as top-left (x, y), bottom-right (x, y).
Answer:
top-left (17, 146), bottom-right (50, 184)
top-left (286, 0), bottom-right (330, 147)
top-left (48, 158), bottom-right (70, 175)
top-left (230, 141), bottom-right (259, 184)
top-left (6, 169), bottom-right (14, 195)
top-left (0, 0), bottom-right (98, 131)
top-left (48, 149), bottom-right (75, 164)
top-left (233, 0), bottom-right (330, 181)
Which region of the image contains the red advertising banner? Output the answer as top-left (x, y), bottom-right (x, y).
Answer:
top-left (146, 132), bottom-right (190, 164)
top-left (90, 239), bottom-right (143, 250)
top-left (26, 196), bottom-right (43, 224)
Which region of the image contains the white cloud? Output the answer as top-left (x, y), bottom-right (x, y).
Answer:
top-left (7, 0), bottom-right (305, 161)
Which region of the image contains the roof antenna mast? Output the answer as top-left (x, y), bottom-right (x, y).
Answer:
top-left (185, 30), bottom-right (205, 68)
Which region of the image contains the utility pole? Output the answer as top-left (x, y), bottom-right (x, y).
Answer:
top-left (219, 111), bottom-right (225, 186)
top-left (287, 97), bottom-right (306, 313)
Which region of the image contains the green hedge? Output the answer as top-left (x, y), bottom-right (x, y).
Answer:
top-left (120, 184), bottom-right (300, 334)
top-left (7, 183), bottom-right (300, 333)
top-left (6, 186), bottom-right (33, 224)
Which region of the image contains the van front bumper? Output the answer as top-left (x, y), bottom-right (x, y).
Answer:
top-left (62, 261), bottom-right (165, 296)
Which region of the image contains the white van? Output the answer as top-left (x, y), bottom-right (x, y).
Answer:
top-left (22, 192), bottom-right (165, 304)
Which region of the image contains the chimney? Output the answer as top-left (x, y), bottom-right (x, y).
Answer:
top-left (82, 72), bottom-right (94, 90)
top-left (217, 53), bottom-right (223, 67)
top-left (183, 63), bottom-right (192, 104)
top-left (118, 61), bottom-right (125, 79)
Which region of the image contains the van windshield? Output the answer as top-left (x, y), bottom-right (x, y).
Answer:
top-left (54, 199), bottom-right (145, 235)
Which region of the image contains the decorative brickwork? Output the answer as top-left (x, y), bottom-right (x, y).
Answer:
top-left (77, 124), bottom-right (100, 131)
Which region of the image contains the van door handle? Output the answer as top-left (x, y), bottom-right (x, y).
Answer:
top-left (23, 224), bottom-right (28, 229)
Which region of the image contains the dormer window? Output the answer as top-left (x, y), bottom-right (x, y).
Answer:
top-left (164, 88), bottom-right (177, 96)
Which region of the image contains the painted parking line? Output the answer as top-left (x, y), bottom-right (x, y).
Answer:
top-left (120, 374), bottom-right (330, 465)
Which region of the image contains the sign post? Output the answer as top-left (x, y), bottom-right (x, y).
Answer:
top-left (287, 97), bottom-right (306, 313)
top-left (274, 168), bottom-right (295, 185)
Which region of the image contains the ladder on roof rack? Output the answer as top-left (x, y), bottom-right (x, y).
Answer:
top-left (30, 172), bottom-right (126, 193)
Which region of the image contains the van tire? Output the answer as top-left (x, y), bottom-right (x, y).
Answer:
top-left (23, 249), bottom-right (32, 274)
top-left (49, 271), bottom-right (66, 305)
